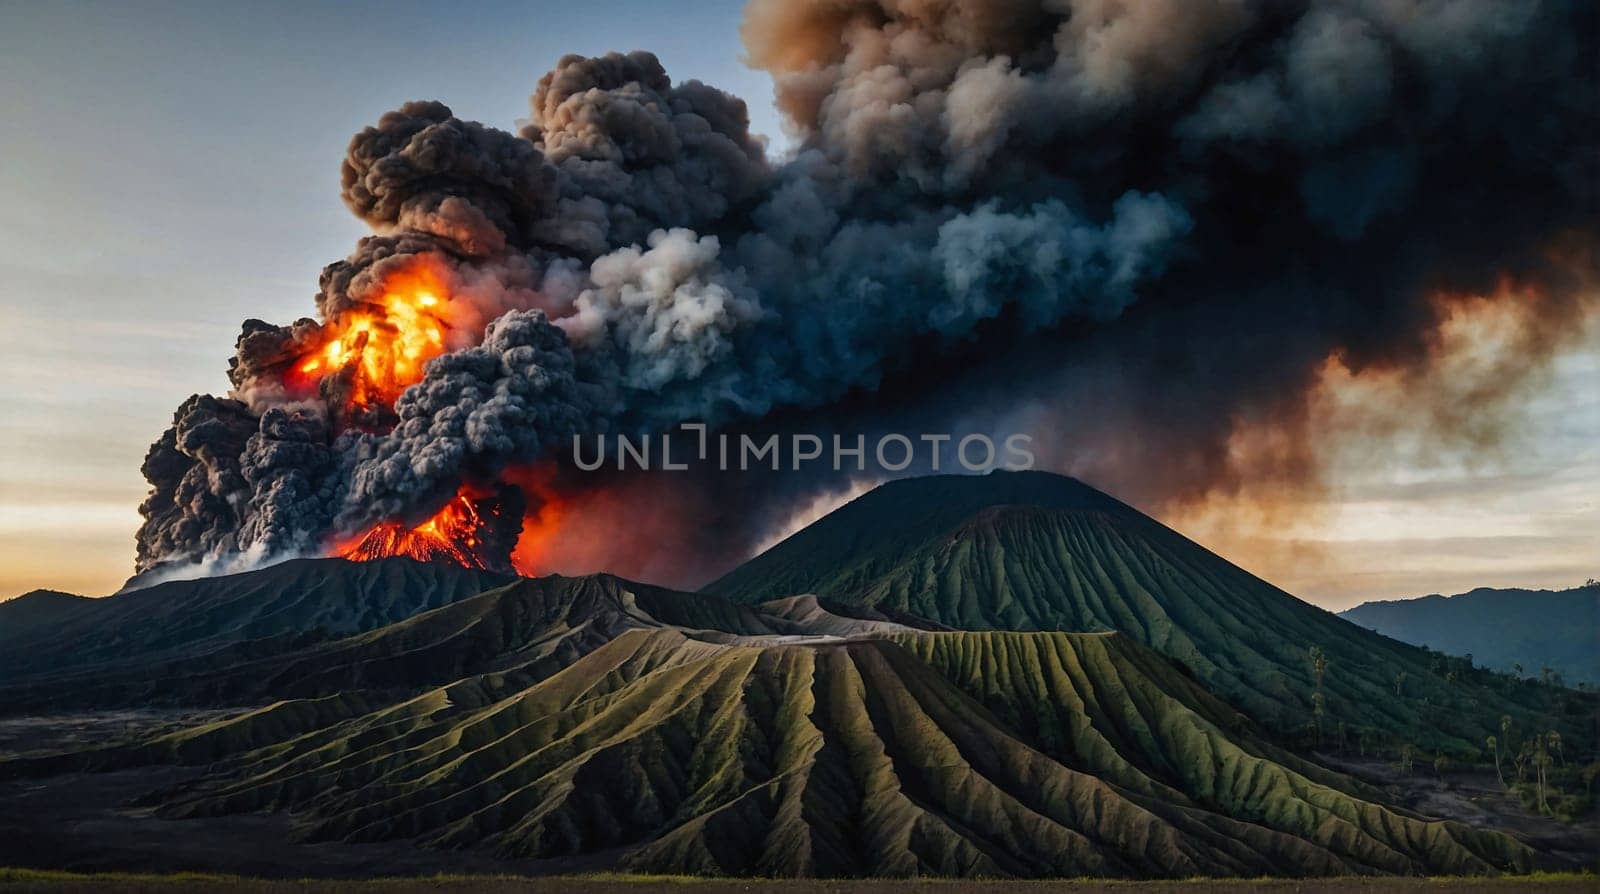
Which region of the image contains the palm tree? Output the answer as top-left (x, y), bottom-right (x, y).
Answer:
top-left (1487, 735), bottom-right (1504, 786)
top-left (1308, 646), bottom-right (1328, 747)
top-left (1534, 738), bottom-right (1552, 813)
top-left (1310, 646), bottom-right (1328, 687)
top-left (1394, 671), bottom-right (1407, 697)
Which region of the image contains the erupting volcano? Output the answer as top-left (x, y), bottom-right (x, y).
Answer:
top-left (9, 1), bottom-right (1600, 884)
top-left (340, 492), bottom-right (491, 569)
top-left (272, 257), bottom-right (535, 573)
top-left (338, 484), bottom-right (526, 574)
top-left (128, 0), bottom-right (1596, 592)
top-left (285, 258), bottom-right (457, 425)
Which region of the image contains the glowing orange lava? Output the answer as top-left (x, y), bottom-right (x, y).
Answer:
top-left (508, 465), bottom-right (569, 577)
top-left (339, 491), bottom-right (495, 569)
top-left (290, 260), bottom-right (453, 417)
top-left (307, 263), bottom-right (573, 572)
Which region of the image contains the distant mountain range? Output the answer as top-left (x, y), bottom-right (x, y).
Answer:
top-left (1340, 584), bottom-right (1599, 685)
top-left (0, 471), bottom-right (1591, 878)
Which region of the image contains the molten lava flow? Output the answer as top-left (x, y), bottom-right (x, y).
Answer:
top-left (336, 482), bottom-right (527, 572)
top-left (301, 260), bottom-right (549, 572)
top-left (289, 260), bottom-right (453, 419)
top-left (340, 491), bottom-right (495, 570)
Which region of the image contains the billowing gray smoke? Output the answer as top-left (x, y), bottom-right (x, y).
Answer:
top-left (137, 0), bottom-right (1597, 583)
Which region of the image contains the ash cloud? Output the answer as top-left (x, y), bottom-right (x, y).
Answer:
top-left (334, 309), bottom-right (592, 534)
top-left (135, 0), bottom-right (1597, 584)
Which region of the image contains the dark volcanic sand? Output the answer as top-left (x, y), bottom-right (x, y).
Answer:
top-left (0, 768), bottom-right (1592, 892)
top-left (0, 711), bottom-right (242, 759)
top-left (0, 766), bottom-right (599, 879)
top-left (1325, 757), bottom-right (1600, 868)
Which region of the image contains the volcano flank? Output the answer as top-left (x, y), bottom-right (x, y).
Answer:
top-left (1, 472), bottom-right (1593, 880)
top-left (7, 0), bottom-right (1599, 884)
top-left (708, 472), bottom-right (1587, 753)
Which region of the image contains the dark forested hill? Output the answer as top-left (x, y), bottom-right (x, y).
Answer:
top-left (1340, 584), bottom-right (1599, 685)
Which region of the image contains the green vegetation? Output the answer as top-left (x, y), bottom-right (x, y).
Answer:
top-left (1494, 719), bottom-right (1596, 823)
top-left (1, 473), bottom-right (1593, 879)
top-left (2, 867), bottom-right (1597, 891)
top-left (707, 472), bottom-right (1594, 759)
top-left (1339, 585), bottom-right (1599, 685)
top-left (7, 629), bottom-right (1540, 878)
top-left (0, 570), bottom-right (775, 714)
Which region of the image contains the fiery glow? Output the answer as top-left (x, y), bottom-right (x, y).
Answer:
top-left (305, 259), bottom-right (541, 571)
top-left (289, 260), bottom-right (453, 418)
top-left (339, 489), bottom-right (496, 570)
top-left (504, 467), bottom-right (745, 588)
top-left (508, 465), bottom-right (569, 577)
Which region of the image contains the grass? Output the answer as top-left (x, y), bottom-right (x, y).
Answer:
top-left (25, 630), bottom-right (1535, 878)
top-left (1, 868), bottom-right (1596, 891)
top-left (0, 474), bottom-right (1590, 883)
top-left (707, 472), bottom-right (1595, 759)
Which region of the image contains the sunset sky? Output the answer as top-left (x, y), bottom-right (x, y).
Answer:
top-left (1, 0), bottom-right (1594, 610)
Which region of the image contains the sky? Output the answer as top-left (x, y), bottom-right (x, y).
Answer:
top-left (1172, 328), bottom-right (1600, 610)
top-left (0, 0), bottom-right (1594, 609)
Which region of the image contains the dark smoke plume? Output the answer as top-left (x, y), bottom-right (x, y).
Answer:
top-left (136, 0), bottom-right (1598, 585)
